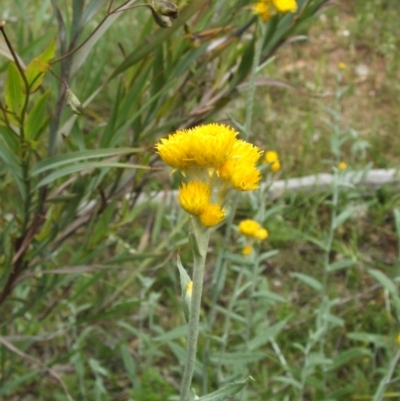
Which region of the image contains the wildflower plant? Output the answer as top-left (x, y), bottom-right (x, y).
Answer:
top-left (0, 0), bottom-right (334, 398)
top-left (156, 123), bottom-right (262, 399)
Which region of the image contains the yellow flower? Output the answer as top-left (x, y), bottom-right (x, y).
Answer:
top-left (238, 219), bottom-right (268, 241)
top-left (263, 150), bottom-right (281, 172)
top-left (238, 219), bottom-right (261, 237)
top-left (156, 123), bottom-right (237, 171)
top-left (199, 204), bottom-right (225, 227)
top-left (338, 62), bottom-right (346, 70)
top-left (242, 245), bottom-right (253, 256)
top-left (221, 161), bottom-right (262, 191)
top-left (271, 0), bottom-right (297, 13)
top-left (252, 2), bottom-right (271, 21)
top-left (397, 333), bottom-right (400, 345)
top-left (338, 161), bottom-right (347, 170)
top-left (254, 228), bottom-right (268, 240)
top-left (178, 181), bottom-right (210, 215)
top-left (156, 123), bottom-right (262, 227)
top-left (219, 140), bottom-right (263, 190)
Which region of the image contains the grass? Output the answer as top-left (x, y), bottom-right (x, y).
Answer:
top-left (1, 0), bottom-right (400, 400)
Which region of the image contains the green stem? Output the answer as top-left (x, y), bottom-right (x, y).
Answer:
top-left (201, 193), bottom-right (238, 393)
top-left (243, 22), bottom-right (264, 140)
top-left (51, 0), bottom-right (141, 65)
top-left (180, 217), bottom-right (210, 401)
top-left (216, 269), bottom-right (244, 377)
top-left (372, 349), bottom-right (400, 401)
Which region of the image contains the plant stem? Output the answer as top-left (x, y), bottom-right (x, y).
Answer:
top-left (51, 0), bottom-right (140, 65)
top-left (372, 349), bottom-right (400, 401)
top-left (243, 22), bottom-right (264, 140)
top-left (180, 217), bottom-right (210, 401)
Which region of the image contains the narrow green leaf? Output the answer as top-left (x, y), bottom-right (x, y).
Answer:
top-left (0, 138), bottom-right (25, 200)
top-left (5, 62), bottom-right (24, 116)
top-left (253, 290), bottom-right (286, 303)
top-left (198, 376), bottom-right (254, 401)
top-left (109, 0), bottom-right (209, 79)
top-left (332, 206), bottom-right (358, 230)
top-left (328, 259), bottom-right (356, 272)
top-left (25, 38), bottom-right (56, 92)
top-left (81, 0), bottom-right (108, 25)
top-left (273, 376), bottom-right (302, 389)
top-left (177, 255), bottom-right (191, 293)
top-left (394, 208), bottom-right (400, 258)
top-left (248, 319), bottom-right (289, 351)
top-left (0, 369), bottom-right (40, 395)
top-left (25, 90), bottom-right (51, 139)
top-left (258, 249), bottom-right (279, 263)
top-left (368, 268), bottom-right (398, 297)
top-left (211, 352), bottom-right (267, 365)
top-left (302, 234), bottom-right (328, 251)
top-left (120, 344), bottom-right (138, 387)
top-left (31, 147), bottom-right (143, 175)
top-left (177, 255), bottom-right (191, 322)
top-left (228, 39), bottom-right (255, 91)
top-left (347, 332), bottom-right (387, 347)
top-left (328, 347), bottom-right (372, 371)
top-left (291, 272), bottom-right (323, 293)
top-left (154, 325), bottom-right (188, 343)
top-left (35, 161), bottom-right (152, 188)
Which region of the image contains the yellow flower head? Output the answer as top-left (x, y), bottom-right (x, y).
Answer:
top-left (254, 228), bottom-right (268, 241)
top-left (263, 150), bottom-right (281, 172)
top-left (156, 123), bottom-right (262, 227)
top-left (178, 181), bottom-right (210, 215)
top-left (397, 333), bottom-right (400, 345)
top-left (242, 245), bottom-right (253, 256)
top-left (199, 204), bottom-right (225, 227)
top-left (156, 123), bottom-right (237, 171)
top-left (271, 0), bottom-right (297, 13)
top-left (338, 62), bottom-right (346, 70)
top-left (338, 161), bottom-right (347, 170)
top-left (239, 219), bottom-right (260, 236)
top-left (238, 219), bottom-right (268, 241)
top-left (219, 140), bottom-right (263, 190)
top-left (252, 2), bottom-right (271, 21)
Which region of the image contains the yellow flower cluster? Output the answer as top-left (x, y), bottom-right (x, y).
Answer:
top-left (238, 219), bottom-right (268, 240)
top-left (156, 124), bottom-right (263, 227)
top-left (263, 150), bottom-right (281, 172)
top-left (238, 219), bottom-right (268, 256)
top-left (252, 0), bottom-right (297, 21)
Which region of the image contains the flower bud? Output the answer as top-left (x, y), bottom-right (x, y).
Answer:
top-left (153, 0), bottom-right (179, 19)
top-left (65, 88), bottom-right (84, 115)
top-left (149, 6), bottom-right (172, 28)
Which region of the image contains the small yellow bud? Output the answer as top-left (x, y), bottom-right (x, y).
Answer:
top-left (263, 150), bottom-right (281, 172)
top-left (338, 161), bottom-right (347, 170)
top-left (65, 88), bottom-right (84, 115)
top-left (338, 62), bottom-right (346, 70)
top-left (242, 245), bottom-right (253, 256)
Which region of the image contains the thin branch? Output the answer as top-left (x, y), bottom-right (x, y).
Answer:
top-left (0, 335), bottom-right (74, 401)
